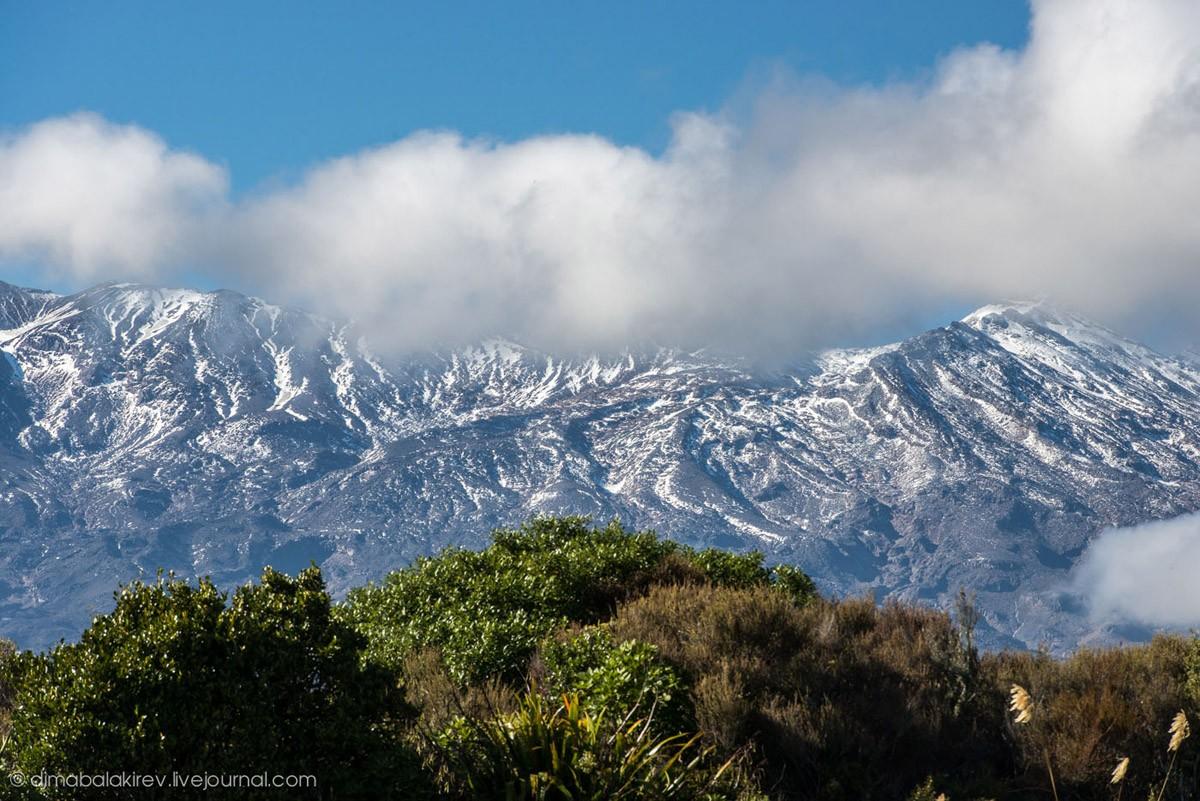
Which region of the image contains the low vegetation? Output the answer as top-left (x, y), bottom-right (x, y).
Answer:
top-left (2, 516), bottom-right (1200, 800)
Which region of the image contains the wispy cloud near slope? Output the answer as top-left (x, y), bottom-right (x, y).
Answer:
top-left (5, 0), bottom-right (1200, 354)
top-left (1073, 512), bottom-right (1200, 628)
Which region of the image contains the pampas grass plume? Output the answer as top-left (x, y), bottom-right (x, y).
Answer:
top-left (1111, 756), bottom-right (1129, 784)
top-left (1169, 711), bottom-right (1190, 753)
top-left (1009, 684), bottom-right (1033, 725)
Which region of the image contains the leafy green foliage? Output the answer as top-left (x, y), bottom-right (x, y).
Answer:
top-left (432, 690), bottom-right (746, 801)
top-left (769, 564), bottom-right (817, 607)
top-left (2, 568), bottom-right (425, 800)
top-left (343, 517), bottom-right (672, 680)
top-left (0, 516), bottom-right (828, 800)
top-left (682, 549), bottom-right (771, 590)
top-left (540, 628), bottom-right (688, 733)
top-left (342, 517), bottom-right (807, 682)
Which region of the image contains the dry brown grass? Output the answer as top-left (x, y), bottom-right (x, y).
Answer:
top-left (401, 647), bottom-right (519, 732)
top-left (692, 661), bottom-right (752, 752)
top-left (1009, 684), bottom-right (1033, 724)
top-left (606, 583), bottom-right (1004, 800)
top-left (988, 636), bottom-right (1195, 800)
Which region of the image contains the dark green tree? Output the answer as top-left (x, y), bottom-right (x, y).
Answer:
top-left (1, 567), bottom-right (425, 800)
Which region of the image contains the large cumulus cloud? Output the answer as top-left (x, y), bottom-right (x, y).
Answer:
top-left (5, 0), bottom-right (1200, 354)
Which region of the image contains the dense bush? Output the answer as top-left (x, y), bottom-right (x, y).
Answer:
top-left (7, 515), bottom-right (1200, 800)
top-left (537, 626), bottom-right (689, 734)
top-left (608, 584), bottom-right (1004, 801)
top-left (1, 568), bottom-right (425, 800)
top-left (341, 516), bottom-right (799, 681)
top-left (988, 637), bottom-right (1198, 800)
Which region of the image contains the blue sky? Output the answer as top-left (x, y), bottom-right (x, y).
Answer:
top-left (2, 1), bottom-right (1029, 192)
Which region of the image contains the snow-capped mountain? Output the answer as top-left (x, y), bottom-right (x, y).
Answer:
top-left (1, 282), bottom-right (1198, 651)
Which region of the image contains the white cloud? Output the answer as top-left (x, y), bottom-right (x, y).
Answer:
top-left (0, 114), bottom-right (227, 281)
top-left (1073, 512), bottom-right (1200, 628)
top-left (6, 0), bottom-right (1200, 354)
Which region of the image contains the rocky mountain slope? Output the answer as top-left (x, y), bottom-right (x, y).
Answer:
top-left (1, 281), bottom-right (1197, 651)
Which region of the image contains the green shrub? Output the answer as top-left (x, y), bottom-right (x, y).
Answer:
top-left (1, 568), bottom-right (425, 800)
top-left (770, 564), bottom-right (817, 607)
top-left (341, 517), bottom-right (815, 683)
top-left (539, 627), bottom-right (688, 733)
top-left (683, 549), bottom-right (771, 590)
top-left (342, 517), bottom-right (680, 681)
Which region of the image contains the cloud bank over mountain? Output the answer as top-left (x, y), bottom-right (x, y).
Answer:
top-left (1074, 512), bottom-right (1200, 629)
top-left (4, 0), bottom-right (1200, 354)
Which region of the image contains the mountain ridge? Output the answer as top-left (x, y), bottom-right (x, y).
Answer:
top-left (1, 280), bottom-right (1197, 651)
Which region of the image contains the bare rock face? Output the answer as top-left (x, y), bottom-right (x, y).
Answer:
top-left (1, 283), bottom-right (1197, 652)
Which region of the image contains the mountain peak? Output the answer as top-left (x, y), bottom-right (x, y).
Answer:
top-left (957, 299), bottom-right (1160, 362)
top-left (960, 300), bottom-right (1059, 327)
top-left (75, 281), bottom-right (258, 312)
